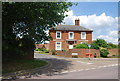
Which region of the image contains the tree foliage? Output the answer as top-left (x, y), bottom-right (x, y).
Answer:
top-left (90, 43), bottom-right (99, 49)
top-left (74, 39), bottom-right (118, 50)
top-left (93, 39), bottom-right (108, 48)
top-left (2, 2), bottom-right (74, 60)
top-left (107, 43), bottom-right (118, 49)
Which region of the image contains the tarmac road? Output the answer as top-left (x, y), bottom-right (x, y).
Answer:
top-left (28, 53), bottom-right (119, 79)
top-left (37, 65), bottom-right (118, 79)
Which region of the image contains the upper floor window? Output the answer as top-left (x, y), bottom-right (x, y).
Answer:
top-left (69, 32), bottom-right (74, 39)
top-left (81, 32), bottom-right (86, 39)
top-left (56, 31), bottom-right (61, 39)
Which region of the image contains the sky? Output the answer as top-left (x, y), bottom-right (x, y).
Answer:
top-left (62, 2), bottom-right (118, 44)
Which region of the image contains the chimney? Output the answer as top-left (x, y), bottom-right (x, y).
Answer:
top-left (75, 18), bottom-right (80, 26)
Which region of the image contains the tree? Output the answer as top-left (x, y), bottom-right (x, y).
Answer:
top-left (100, 49), bottom-right (109, 57)
top-left (107, 43), bottom-right (118, 49)
top-left (90, 43), bottom-right (99, 49)
top-left (2, 2), bottom-right (74, 60)
top-left (93, 39), bottom-right (108, 48)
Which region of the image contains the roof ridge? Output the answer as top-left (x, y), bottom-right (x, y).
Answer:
top-left (53, 25), bottom-right (93, 31)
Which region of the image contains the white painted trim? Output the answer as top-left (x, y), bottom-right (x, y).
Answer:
top-left (81, 32), bottom-right (86, 39)
top-left (56, 42), bottom-right (62, 50)
top-left (56, 31), bottom-right (61, 39)
top-left (53, 39), bottom-right (64, 41)
top-left (78, 40), bottom-right (88, 41)
top-left (68, 32), bottom-right (74, 39)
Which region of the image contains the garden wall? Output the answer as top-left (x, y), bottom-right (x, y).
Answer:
top-left (50, 49), bottom-right (100, 58)
top-left (108, 49), bottom-right (119, 56)
top-left (49, 49), bottom-right (119, 58)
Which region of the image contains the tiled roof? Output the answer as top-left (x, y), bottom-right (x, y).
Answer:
top-left (53, 25), bottom-right (93, 31)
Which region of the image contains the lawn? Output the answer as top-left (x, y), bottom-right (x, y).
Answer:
top-left (2, 59), bottom-right (48, 74)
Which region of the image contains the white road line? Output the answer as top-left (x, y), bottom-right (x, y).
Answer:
top-left (61, 71), bottom-right (69, 73)
top-left (61, 64), bottom-right (118, 74)
top-left (69, 70), bottom-right (77, 72)
top-left (91, 68), bottom-right (96, 70)
top-left (78, 69), bottom-right (84, 71)
top-left (85, 68), bottom-right (91, 70)
top-left (86, 63), bottom-right (94, 64)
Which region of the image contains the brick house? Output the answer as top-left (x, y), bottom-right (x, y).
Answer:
top-left (49, 19), bottom-right (93, 52)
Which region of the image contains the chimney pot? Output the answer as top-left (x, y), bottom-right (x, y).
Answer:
top-left (75, 19), bottom-right (80, 26)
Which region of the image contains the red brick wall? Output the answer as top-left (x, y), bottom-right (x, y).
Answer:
top-left (69, 49), bottom-right (100, 58)
top-left (50, 49), bottom-right (100, 58)
top-left (49, 30), bottom-right (92, 52)
top-left (108, 49), bottom-right (119, 56)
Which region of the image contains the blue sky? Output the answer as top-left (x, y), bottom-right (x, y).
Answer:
top-left (69, 2), bottom-right (118, 17)
top-left (62, 2), bottom-right (118, 44)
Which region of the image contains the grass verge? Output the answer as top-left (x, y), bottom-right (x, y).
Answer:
top-left (34, 51), bottom-right (49, 54)
top-left (2, 59), bottom-right (48, 74)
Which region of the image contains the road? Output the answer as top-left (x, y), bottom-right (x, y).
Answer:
top-left (26, 53), bottom-right (119, 79)
top-left (37, 65), bottom-right (118, 79)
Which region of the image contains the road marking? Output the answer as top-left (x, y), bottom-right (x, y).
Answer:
top-left (78, 69), bottom-right (84, 71)
top-left (76, 61), bottom-right (94, 65)
top-left (91, 68), bottom-right (96, 70)
top-left (61, 71), bottom-right (69, 73)
top-left (86, 63), bottom-right (94, 64)
top-left (85, 69), bottom-right (90, 70)
top-left (61, 64), bottom-right (118, 74)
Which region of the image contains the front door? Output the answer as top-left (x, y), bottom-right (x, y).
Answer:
top-left (69, 43), bottom-right (73, 49)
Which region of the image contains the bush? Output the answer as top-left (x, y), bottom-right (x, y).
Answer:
top-left (45, 50), bottom-right (49, 53)
top-left (51, 50), bottom-right (57, 55)
top-left (35, 48), bottom-right (45, 51)
top-left (62, 49), bottom-right (66, 52)
top-left (74, 43), bottom-right (88, 49)
top-left (100, 49), bottom-right (109, 57)
top-left (112, 55), bottom-right (117, 57)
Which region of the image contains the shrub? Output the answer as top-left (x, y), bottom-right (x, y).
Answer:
top-left (112, 55), bottom-right (116, 57)
top-left (62, 49), bottom-right (66, 52)
top-left (100, 49), bottom-right (109, 57)
top-left (74, 43), bottom-right (88, 49)
top-left (51, 50), bottom-right (56, 55)
top-left (45, 50), bottom-right (49, 53)
top-left (35, 48), bottom-right (45, 51)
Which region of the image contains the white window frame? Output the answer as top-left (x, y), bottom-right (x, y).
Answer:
top-left (81, 42), bottom-right (84, 44)
top-left (56, 42), bottom-right (62, 50)
top-left (69, 32), bottom-right (74, 39)
top-left (81, 32), bottom-right (86, 39)
top-left (56, 31), bottom-right (61, 39)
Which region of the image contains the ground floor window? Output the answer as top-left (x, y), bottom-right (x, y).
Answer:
top-left (56, 42), bottom-right (61, 50)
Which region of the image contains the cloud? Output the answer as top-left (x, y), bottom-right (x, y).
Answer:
top-left (97, 30), bottom-right (118, 44)
top-left (63, 10), bottom-right (118, 44)
top-left (67, 0), bottom-right (119, 2)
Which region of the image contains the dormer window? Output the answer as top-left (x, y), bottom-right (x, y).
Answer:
top-left (56, 31), bottom-right (61, 39)
top-left (69, 32), bottom-right (74, 39)
top-left (81, 32), bottom-right (86, 39)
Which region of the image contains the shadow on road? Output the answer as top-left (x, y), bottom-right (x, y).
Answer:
top-left (32, 58), bottom-right (73, 77)
top-left (2, 58), bottom-right (73, 80)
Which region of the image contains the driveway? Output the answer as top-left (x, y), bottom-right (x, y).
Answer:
top-left (25, 53), bottom-right (119, 79)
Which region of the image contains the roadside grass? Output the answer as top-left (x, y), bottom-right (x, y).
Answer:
top-left (97, 56), bottom-right (120, 58)
top-left (34, 51), bottom-right (49, 54)
top-left (2, 59), bottom-right (48, 74)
